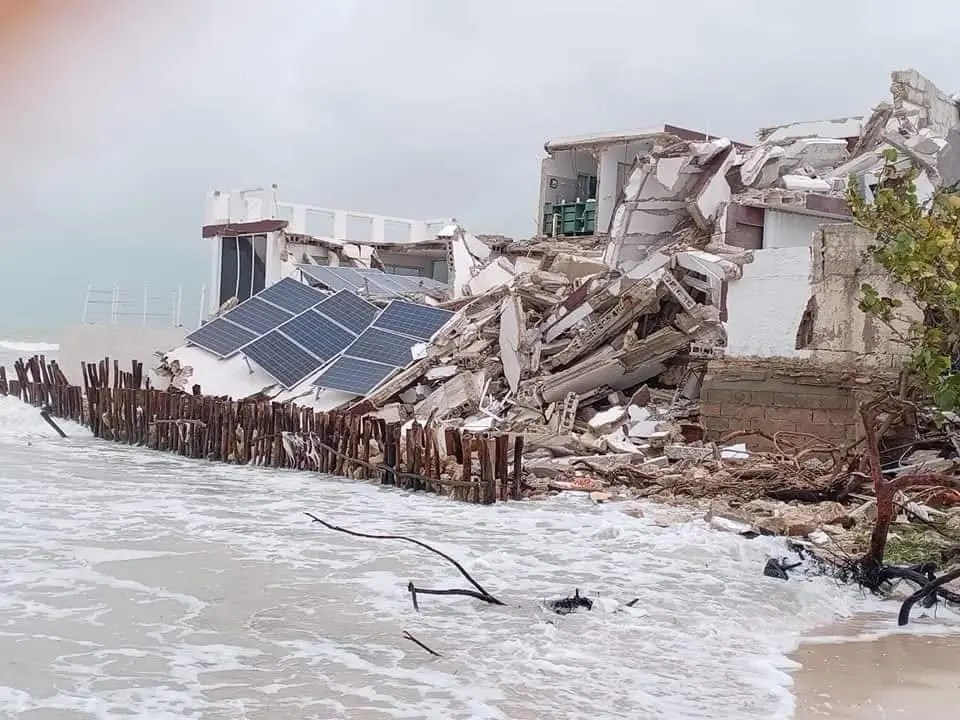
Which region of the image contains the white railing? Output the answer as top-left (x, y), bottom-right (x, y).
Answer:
top-left (81, 284), bottom-right (196, 328)
top-left (205, 187), bottom-right (453, 245)
top-left (276, 203), bottom-right (453, 245)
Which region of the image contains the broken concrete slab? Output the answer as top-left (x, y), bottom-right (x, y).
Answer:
top-left (498, 294), bottom-right (525, 393)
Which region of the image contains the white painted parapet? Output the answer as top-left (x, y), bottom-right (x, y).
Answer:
top-left (205, 187), bottom-right (452, 245)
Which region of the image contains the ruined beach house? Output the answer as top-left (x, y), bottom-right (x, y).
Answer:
top-left (158, 68), bottom-right (960, 470)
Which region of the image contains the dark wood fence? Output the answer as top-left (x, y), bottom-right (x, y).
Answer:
top-left (0, 355), bottom-right (524, 504)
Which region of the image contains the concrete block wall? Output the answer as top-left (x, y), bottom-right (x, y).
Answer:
top-left (699, 358), bottom-right (898, 448)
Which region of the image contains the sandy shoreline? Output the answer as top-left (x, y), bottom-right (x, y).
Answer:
top-left (792, 612), bottom-right (960, 719)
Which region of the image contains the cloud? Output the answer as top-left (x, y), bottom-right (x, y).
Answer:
top-left (1, 0), bottom-right (959, 329)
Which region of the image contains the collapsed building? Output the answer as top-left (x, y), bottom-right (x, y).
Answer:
top-left (166, 68), bottom-right (958, 475)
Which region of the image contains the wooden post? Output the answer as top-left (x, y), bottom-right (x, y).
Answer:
top-left (481, 437), bottom-right (496, 504)
top-left (383, 424), bottom-right (397, 485)
top-left (460, 433), bottom-right (472, 503)
top-left (361, 418), bottom-right (372, 479)
top-left (493, 435), bottom-right (506, 501)
top-left (512, 435), bottom-right (524, 500)
top-left (423, 427), bottom-right (433, 488)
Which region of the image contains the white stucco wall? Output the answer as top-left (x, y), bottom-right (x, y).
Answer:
top-left (596, 141), bottom-right (659, 234)
top-left (762, 209), bottom-right (827, 249)
top-left (724, 247), bottom-right (812, 358)
top-left (597, 147), bottom-right (620, 233)
top-left (58, 325), bottom-right (189, 386)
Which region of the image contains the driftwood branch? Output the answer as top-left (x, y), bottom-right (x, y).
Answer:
top-left (408, 584), bottom-right (503, 605)
top-left (402, 630), bottom-right (442, 657)
top-left (898, 566), bottom-right (960, 626)
top-left (305, 514), bottom-right (505, 606)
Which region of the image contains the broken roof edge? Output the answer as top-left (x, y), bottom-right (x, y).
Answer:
top-left (545, 124), bottom-right (753, 154)
top-left (544, 128), bottom-right (674, 153)
top-left (285, 230), bottom-right (450, 250)
top-left (756, 116), bottom-right (864, 143)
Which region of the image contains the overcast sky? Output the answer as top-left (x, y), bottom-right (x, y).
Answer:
top-left (1, 0), bottom-right (959, 331)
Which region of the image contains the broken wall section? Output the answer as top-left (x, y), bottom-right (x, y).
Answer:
top-left (699, 358), bottom-right (900, 448)
top-left (803, 224), bottom-right (921, 365)
top-left (724, 224), bottom-right (920, 366)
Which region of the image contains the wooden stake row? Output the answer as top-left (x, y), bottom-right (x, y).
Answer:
top-left (1, 355), bottom-right (525, 504)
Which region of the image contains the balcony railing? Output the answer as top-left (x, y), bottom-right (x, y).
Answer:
top-left (206, 187), bottom-right (453, 245)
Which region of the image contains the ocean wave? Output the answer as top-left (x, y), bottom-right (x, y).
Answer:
top-left (0, 395), bottom-right (88, 441)
top-left (0, 340), bottom-right (59, 353)
top-left (0, 412), bottom-right (868, 720)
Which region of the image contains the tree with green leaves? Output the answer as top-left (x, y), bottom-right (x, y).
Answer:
top-left (847, 149), bottom-right (960, 583)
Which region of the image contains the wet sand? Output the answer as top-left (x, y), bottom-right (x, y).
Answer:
top-left (793, 616), bottom-right (960, 719)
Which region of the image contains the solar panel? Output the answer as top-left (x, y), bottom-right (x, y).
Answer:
top-left (313, 356), bottom-right (396, 395)
top-left (362, 273), bottom-right (409, 295)
top-left (297, 264), bottom-right (449, 299)
top-left (242, 331), bottom-right (322, 388)
top-left (256, 277), bottom-right (328, 314)
top-left (185, 318), bottom-right (258, 357)
top-left (326, 266), bottom-right (370, 288)
top-left (373, 300), bottom-right (454, 340)
top-left (344, 327), bottom-right (419, 367)
top-left (278, 309), bottom-right (355, 361)
top-left (222, 297), bottom-right (292, 335)
top-left (315, 290), bottom-right (379, 334)
top-left (299, 265), bottom-right (362, 293)
top-left (397, 274), bottom-right (446, 292)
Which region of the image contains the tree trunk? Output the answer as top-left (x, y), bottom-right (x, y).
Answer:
top-left (862, 402), bottom-right (892, 567)
top-left (868, 479), bottom-right (896, 565)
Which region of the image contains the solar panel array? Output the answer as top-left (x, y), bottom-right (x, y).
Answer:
top-left (297, 264), bottom-right (447, 299)
top-left (240, 290), bottom-right (380, 388)
top-left (186, 274), bottom-right (455, 396)
top-left (312, 299), bottom-right (455, 396)
top-left (185, 277), bottom-right (327, 358)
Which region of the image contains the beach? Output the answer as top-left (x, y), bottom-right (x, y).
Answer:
top-left (793, 615), bottom-right (960, 719)
top-left (0, 383), bottom-right (861, 719)
top-left (2, 337), bottom-right (959, 718)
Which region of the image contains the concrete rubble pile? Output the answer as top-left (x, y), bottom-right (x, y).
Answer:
top-left (363, 87), bottom-right (912, 395)
top-left (344, 68), bottom-right (960, 548)
top-left (361, 221), bottom-right (740, 462)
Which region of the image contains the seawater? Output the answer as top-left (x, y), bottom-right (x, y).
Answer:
top-left (0, 336), bottom-right (883, 719)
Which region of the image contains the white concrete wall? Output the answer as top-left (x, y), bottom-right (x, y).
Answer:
top-left (762, 209), bottom-right (827, 249)
top-left (57, 325), bottom-right (188, 386)
top-left (596, 140), bottom-right (655, 234)
top-left (378, 251), bottom-right (448, 282)
top-left (891, 69), bottom-right (960, 138)
top-left (725, 224), bottom-right (918, 365)
top-left (597, 147), bottom-right (620, 234)
top-left (724, 247), bottom-right (812, 358)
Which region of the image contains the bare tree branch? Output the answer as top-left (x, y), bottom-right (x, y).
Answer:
top-left (304, 513), bottom-right (504, 605)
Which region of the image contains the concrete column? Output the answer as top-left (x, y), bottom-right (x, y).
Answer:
top-left (596, 147), bottom-right (620, 233)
